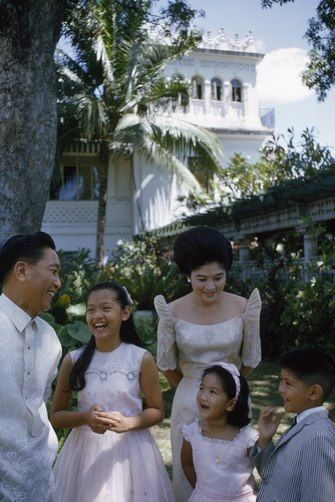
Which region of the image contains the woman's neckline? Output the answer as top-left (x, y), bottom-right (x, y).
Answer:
top-left (173, 313), bottom-right (243, 326)
top-left (163, 290), bottom-right (253, 326)
top-left (94, 342), bottom-right (124, 354)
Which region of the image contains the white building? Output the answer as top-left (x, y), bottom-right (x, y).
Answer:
top-left (42, 30), bottom-right (274, 255)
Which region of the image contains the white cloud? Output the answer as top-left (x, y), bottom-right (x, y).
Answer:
top-left (257, 47), bottom-right (313, 104)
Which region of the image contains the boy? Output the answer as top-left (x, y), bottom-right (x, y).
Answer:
top-left (251, 347), bottom-right (335, 502)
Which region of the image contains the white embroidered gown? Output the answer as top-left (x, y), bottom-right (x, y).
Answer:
top-left (182, 421), bottom-right (258, 502)
top-left (53, 343), bottom-right (174, 502)
top-left (154, 288), bottom-right (261, 502)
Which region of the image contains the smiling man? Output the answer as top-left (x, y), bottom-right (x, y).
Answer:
top-left (0, 231), bottom-right (62, 501)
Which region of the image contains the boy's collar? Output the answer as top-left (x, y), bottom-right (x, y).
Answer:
top-left (296, 405), bottom-right (327, 423)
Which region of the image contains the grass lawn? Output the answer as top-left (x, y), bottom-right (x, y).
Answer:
top-left (151, 360), bottom-right (335, 479)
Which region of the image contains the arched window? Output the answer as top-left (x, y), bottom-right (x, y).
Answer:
top-left (231, 79), bottom-right (242, 102)
top-left (191, 76), bottom-right (204, 99)
top-left (211, 78), bottom-right (222, 100)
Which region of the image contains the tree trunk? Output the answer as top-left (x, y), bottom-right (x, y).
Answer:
top-left (96, 140), bottom-right (109, 266)
top-left (0, 1), bottom-right (64, 246)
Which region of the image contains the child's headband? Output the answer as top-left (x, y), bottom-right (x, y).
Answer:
top-left (212, 362), bottom-right (241, 400)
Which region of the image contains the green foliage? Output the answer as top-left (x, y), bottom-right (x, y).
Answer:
top-left (228, 225), bottom-right (335, 359)
top-left (179, 128), bottom-right (335, 212)
top-left (280, 270), bottom-right (335, 357)
top-left (101, 234), bottom-right (188, 309)
top-left (58, 249), bottom-right (98, 305)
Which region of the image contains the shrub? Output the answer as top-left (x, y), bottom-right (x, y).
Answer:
top-left (100, 235), bottom-right (188, 309)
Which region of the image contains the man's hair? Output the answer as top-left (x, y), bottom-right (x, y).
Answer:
top-left (280, 348), bottom-right (335, 400)
top-left (0, 231), bottom-right (56, 286)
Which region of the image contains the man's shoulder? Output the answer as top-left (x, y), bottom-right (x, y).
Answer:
top-left (35, 315), bottom-right (56, 332)
top-left (35, 316), bottom-right (61, 347)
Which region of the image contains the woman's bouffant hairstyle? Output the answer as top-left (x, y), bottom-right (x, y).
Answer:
top-left (202, 365), bottom-right (251, 428)
top-left (69, 281), bottom-right (143, 391)
top-left (0, 231), bottom-right (56, 286)
top-left (173, 226), bottom-right (233, 275)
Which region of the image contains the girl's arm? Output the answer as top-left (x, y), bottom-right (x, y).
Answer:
top-left (96, 351), bottom-right (164, 432)
top-left (50, 353), bottom-right (108, 433)
top-left (162, 368), bottom-right (183, 387)
top-left (181, 438), bottom-right (196, 488)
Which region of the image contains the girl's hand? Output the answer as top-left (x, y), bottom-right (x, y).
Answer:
top-left (86, 404), bottom-right (109, 434)
top-left (95, 410), bottom-right (132, 433)
top-left (258, 406), bottom-right (282, 448)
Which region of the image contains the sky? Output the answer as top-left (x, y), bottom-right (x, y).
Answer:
top-left (186, 0), bottom-right (335, 150)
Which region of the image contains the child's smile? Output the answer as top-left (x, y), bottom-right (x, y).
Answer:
top-left (86, 289), bottom-right (130, 350)
top-left (279, 369), bottom-right (314, 414)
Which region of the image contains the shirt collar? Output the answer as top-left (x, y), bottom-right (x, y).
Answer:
top-left (0, 293), bottom-right (33, 333)
top-left (296, 406), bottom-right (326, 423)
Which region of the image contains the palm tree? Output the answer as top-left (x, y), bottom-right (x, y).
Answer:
top-left (57, 0), bottom-right (223, 265)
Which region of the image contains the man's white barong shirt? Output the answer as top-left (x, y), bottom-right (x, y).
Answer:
top-left (0, 294), bottom-right (62, 501)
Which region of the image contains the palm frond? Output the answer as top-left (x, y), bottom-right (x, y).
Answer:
top-left (94, 34), bottom-right (115, 83)
top-left (113, 113), bottom-right (223, 188)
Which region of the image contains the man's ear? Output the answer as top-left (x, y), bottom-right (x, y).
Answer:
top-left (309, 383), bottom-right (324, 402)
top-left (13, 261), bottom-right (28, 283)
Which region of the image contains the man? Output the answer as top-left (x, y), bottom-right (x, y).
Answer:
top-left (0, 232), bottom-right (62, 501)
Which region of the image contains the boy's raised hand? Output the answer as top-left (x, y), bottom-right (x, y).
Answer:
top-left (258, 406), bottom-right (282, 449)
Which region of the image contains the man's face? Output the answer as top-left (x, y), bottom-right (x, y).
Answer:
top-left (23, 247), bottom-right (61, 316)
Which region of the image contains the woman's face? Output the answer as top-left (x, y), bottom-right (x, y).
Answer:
top-left (189, 262), bottom-right (226, 304)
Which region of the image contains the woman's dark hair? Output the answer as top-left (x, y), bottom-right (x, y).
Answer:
top-left (0, 231), bottom-right (56, 285)
top-left (202, 365), bottom-right (250, 428)
top-left (69, 280), bottom-right (143, 391)
top-left (173, 226), bottom-right (233, 275)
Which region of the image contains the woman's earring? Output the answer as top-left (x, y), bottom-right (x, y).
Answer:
top-left (187, 277), bottom-right (191, 283)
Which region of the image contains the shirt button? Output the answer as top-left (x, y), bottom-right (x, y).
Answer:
top-left (27, 346), bottom-right (30, 350)
top-left (27, 372), bottom-right (30, 375)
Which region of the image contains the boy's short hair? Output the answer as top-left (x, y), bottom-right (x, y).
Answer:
top-left (280, 348), bottom-right (335, 400)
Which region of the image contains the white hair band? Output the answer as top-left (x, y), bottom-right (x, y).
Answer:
top-left (212, 362), bottom-right (241, 400)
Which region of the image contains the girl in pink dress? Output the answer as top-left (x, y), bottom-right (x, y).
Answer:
top-left (181, 363), bottom-right (257, 502)
top-left (51, 280), bottom-right (174, 502)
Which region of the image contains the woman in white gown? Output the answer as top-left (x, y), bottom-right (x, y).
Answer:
top-left (154, 227), bottom-right (261, 502)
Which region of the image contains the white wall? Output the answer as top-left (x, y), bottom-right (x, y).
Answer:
top-left (42, 156), bottom-right (133, 255)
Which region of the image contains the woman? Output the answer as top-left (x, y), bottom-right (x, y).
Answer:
top-left (154, 227), bottom-right (261, 502)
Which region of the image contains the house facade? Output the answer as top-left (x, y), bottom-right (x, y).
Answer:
top-left (42, 30), bottom-right (274, 255)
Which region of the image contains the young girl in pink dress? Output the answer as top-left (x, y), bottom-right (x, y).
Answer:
top-left (51, 280), bottom-right (174, 502)
top-left (181, 363), bottom-right (257, 502)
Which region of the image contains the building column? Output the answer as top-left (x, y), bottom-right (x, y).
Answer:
top-left (303, 231), bottom-right (317, 264)
top-left (237, 237), bottom-right (251, 280)
top-left (204, 79), bottom-right (211, 114)
top-left (223, 80), bottom-right (231, 118)
top-left (238, 237), bottom-right (250, 264)
top-left (242, 82), bottom-right (249, 118)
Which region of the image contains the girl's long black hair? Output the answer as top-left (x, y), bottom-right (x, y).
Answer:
top-left (202, 365), bottom-right (251, 428)
top-left (69, 281), bottom-right (142, 391)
